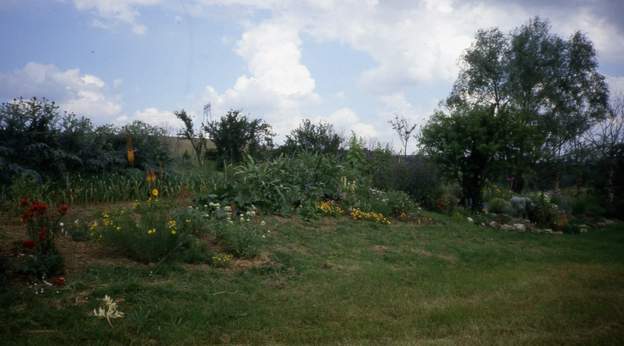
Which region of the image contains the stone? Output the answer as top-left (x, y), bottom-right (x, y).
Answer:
top-left (501, 224), bottom-right (514, 231)
top-left (513, 223), bottom-right (526, 232)
top-left (489, 221), bottom-right (499, 228)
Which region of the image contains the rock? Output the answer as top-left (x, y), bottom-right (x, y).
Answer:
top-left (552, 231), bottom-right (563, 235)
top-left (489, 221), bottom-right (499, 228)
top-left (513, 223), bottom-right (526, 232)
top-left (542, 229), bottom-right (553, 234)
top-left (501, 224), bottom-right (514, 231)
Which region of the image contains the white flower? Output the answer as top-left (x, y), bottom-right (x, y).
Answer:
top-left (92, 295), bottom-right (124, 327)
top-left (467, 217), bottom-right (474, 223)
top-left (59, 222), bottom-right (64, 227)
top-left (260, 220), bottom-right (266, 226)
top-left (74, 219), bottom-right (80, 224)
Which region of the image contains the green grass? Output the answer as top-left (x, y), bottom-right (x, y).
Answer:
top-left (2, 213), bottom-right (624, 345)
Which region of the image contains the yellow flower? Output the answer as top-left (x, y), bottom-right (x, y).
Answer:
top-left (147, 228), bottom-right (156, 235)
top-left (151, 188), bottom-right (159, 198)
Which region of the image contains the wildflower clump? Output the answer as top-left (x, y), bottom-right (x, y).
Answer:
top-left (318, 200), bottom-right (344, 216)
top-left (92, 295), bottom-right (125, 327)
top-left (211, 253), bottom-right (233, 268)
top-left (350, 208), bottom-right (391, 225)
top-left (18, 197), bottom-right (68, 277)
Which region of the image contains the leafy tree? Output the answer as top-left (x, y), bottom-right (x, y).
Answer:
top-left (175, 109), bottom-right (209, 165)
top-left (204, 110), bottom-right (274, 167)
top-left (420, 106), bottom-right (509, 210)
top-left (282, 119), bottom-right (342, 155)
top-left (447, 17), bottom-right (609, 192)
top-left (389, 115), bottom-right (419, 159)
top-left (586, 95), bottom-right (624, 208)
top-left (0, 97), bottom-right (171, 186)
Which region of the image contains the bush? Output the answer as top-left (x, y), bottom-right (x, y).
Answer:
top-left (92, 198), bottom-right (205, 263)
top-left (0, 98), bottom-right (171, 186)
top-left (488, 197), bottom-right (511, 214)
top-left (527, 193), bottom-right (559, 228)
top-left (571, 193), bottom-right (606, 218)
top-left (212, 209), bottom-right (268, 258)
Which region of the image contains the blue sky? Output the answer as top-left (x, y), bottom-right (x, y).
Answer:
top-left (1, 0), bottom-right (623, 150)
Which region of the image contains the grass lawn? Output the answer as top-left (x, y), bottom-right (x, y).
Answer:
top-left (1, 206), bottom-right (623, 345)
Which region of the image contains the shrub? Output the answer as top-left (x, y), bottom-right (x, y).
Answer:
top-left (92, 197), bottom-right (205, 263)
top-left (527, 193), bottom-right (559, 228)
top-left (205, 110), bottom-right (274, 168)
top-left (571, 193), bottom-right (606, 218)
top-left (281, 119), bottom-right (343, 155)
top-left (488, 197), bottom-right (511, 214)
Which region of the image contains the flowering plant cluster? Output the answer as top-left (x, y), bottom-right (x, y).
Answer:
top-left (350, 208), bottom-right (391, 225)
top-left (317, 200), bottom-right (344, 216)
top-left (17, 197), bottom-right (68, 277)
top-left (211, 253), bottom-right (233, 268)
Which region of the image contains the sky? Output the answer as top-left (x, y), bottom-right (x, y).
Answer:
top-left (1, 0), bottom-right (623, 150)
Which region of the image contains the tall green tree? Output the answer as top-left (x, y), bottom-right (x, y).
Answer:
top-left (420, 106), bottom-right (509, 210)
top-left (282, 119), bottom-right (342, 155)
top-left (447, 17), bottom-right (609, 192)
top-left (204, 110), bottom-right (274, 167)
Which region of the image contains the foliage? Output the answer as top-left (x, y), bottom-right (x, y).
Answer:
top-left (487, 197), bottom-right (511, 214)
top-left (175, 109), bottom-right (209, 165)
top-left (2, 169), bottom-right (216, 207)
top-left (200, 153), bottom-right (345, 214)
top-left (204, 110), bottom-right (274, 168)
top-left (17, 197), bottom-right (68, 277)
top-left (0, 97), bottom-right (171, 186)
top-left (527, 193), bottom-right (559, 228)
top-left (282, 119), bottom-right (343, 155)
top-left (421, 106), bottom-right (509, 210)
top-left (446, 18), bottom-right (609, 192)
top-left (571, 193), bottom-right (606, 218)
top-left (92, 198), bottom-right (205, 263)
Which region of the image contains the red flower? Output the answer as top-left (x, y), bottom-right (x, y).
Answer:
top-left (51, 276), bottom-right (65, 286)
top-left (38, 227), bottom-right (48, 241)
top-left (30, 200), bottom-right (48, 215)
top-left (22, 239), bottom-right (35, 249)
top-left (21, 210), bottom-right (33, 223)
top-left (57, 203), bottom-right (69, 215)
top-left (19, 196), bottom-right (29, 207)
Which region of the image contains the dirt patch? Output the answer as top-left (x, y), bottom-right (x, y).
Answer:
top-left (414, 248), bottom-right (457, 263)
top-left (370, 245), bottom-right (388, 255)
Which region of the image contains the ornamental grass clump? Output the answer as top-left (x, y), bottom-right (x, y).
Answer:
top-left (18, 197), bottom-right (68, 277)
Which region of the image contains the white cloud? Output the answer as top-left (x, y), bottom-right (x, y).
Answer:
top-left (318, 107), bottom-right (378, 139)
top-left (197, 19), bottom-right (321, 138)
top-left (116, 107), bottom-right (182, 132)
top-left (72, 0), bottom-right (161, 34)
top-left (0, 62), bottom-right (123, 122)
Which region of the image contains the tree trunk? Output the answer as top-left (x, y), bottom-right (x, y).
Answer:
top-left (511, 174), bottom-right (524, 194)
top-left (461, 174), bottom-right (484, 211)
